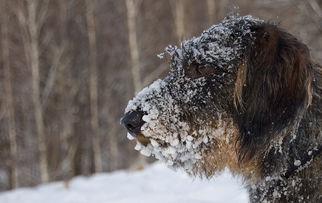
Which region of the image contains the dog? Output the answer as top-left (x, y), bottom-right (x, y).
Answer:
top-left (121, 15), bottom-right (322, 202)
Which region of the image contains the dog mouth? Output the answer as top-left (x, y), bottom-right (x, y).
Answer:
top-left (131, 133), bottom-right (150, 146)
top-left (126, 126), bottom-right (210, 170)
top-left (128, 131), bottom-right (168, 148)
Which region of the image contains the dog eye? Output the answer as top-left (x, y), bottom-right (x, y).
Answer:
top-left (185, 64), bottom-right (216, 79)
top-left (196, 64), bottom-right (215, 76)
top-left (196, 66), bottom-right (208, 75)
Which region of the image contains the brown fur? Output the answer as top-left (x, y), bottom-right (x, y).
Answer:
top-left (197, 119), bottom-right (261, 181)
top-left (234, 24), bottom-right (314, 161)
top-left (237, 24), bottom-right (322, 202)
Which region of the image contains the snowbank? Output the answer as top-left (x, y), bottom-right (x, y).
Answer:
top-left (0, 162), bottom-right (248, 203)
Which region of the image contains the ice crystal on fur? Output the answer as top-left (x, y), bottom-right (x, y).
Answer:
top-left (167, 15), bottom-right (263, 68)
top-left (126, 78), bottom-right (211, 170)
top-left (125, 15), bottom-right (263, 171)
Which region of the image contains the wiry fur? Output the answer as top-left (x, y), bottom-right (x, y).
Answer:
top-left (122, 15), bottom-right (322, 202)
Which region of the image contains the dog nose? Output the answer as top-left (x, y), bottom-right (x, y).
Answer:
top-left (121, 111), bottom-right (145, 135)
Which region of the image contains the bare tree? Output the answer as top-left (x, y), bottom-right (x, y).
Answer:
top-left (85, 0), bottom-right (103, 173)
top-left (45, 0), bottom-right (78, 182)
top-left (1, 0), bottom-right (18, 189)
top-left (125, 0), bottom-right (143, 93)
top-left (16, 0), bottom-right (50, 183)
top-left (106, 99), bottom-right (119, 171)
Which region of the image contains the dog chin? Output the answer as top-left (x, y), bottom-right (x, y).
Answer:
top-left (130, 130), bottom-right (210, 172)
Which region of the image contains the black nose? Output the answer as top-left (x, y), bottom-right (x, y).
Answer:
top-left (121, 111), bottom-right (145, 135)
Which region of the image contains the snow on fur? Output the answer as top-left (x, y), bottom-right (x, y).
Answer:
top-left (125, 15), bottom-right (263, 172)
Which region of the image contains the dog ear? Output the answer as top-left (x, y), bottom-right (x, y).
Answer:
top-left (234, 24), bottom-right (313, 161)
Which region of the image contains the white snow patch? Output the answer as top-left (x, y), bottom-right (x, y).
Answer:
top-left (294, 160), bottom-right (301, 167)
top-left (127, 133), bottom-right (135, 140)
top-left (157, 52), bottom-right (165, 59)
top-left (0, 162), bottom-right (248, 203)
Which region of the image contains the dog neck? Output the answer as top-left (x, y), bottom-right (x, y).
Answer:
top-left (282, 144), bottom-right (322, 179)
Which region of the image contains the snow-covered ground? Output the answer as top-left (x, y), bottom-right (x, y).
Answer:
top-left (0, 162), bottom-right (248, 203)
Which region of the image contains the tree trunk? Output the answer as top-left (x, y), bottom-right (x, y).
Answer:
top-left (171, 0), bottom-right (185, 41)
top-left (25, 0), bottom-right (49, 183)
top-left (207, 0), bottom-right (217, 24)
top-left (85, 0), bottom-right (103, 173)
top-left (106, 99), bottom-right (119, 171)
top-left (125, 0), bottom-right (142, 93)
top-left (1, 0), bottom-right (18, 189)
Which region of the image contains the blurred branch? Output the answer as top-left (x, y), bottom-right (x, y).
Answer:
top-left (38, 0), bottom-right (50, 28)
top-left (42, 45), bottom-right (69, 109)
top-left (307, 0), bottom-right (322, 18)
top-left (306, 0), bottom-right (322, 31)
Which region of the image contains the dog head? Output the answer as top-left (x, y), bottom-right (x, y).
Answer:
top-left (121, 15), bottom-right (313, 177)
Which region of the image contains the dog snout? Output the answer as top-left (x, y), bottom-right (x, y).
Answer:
top-left (121, 111), bottom-right (145, 135)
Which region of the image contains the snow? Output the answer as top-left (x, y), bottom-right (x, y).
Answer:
top-left (0, 162), bottom-right (248, 203)
top-left (176, 15), bottom-right (263, 68)
top-left (293, 160), bottom-right (301, 166)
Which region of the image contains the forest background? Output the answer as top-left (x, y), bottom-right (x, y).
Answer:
top-left (0, 0), bottom-right (321, 191)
